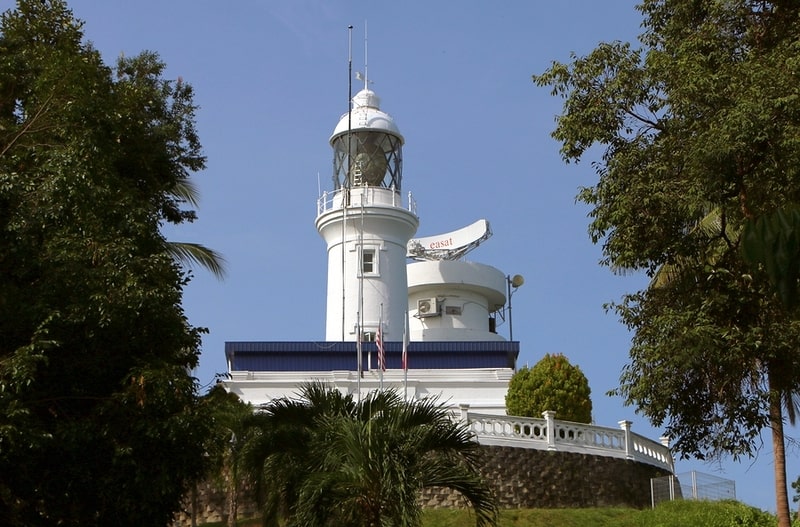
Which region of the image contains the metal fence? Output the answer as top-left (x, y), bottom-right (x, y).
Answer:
top-left (651, 471), bottom-right (736, 508)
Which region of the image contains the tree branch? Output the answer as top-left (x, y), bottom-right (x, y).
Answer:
top-left (0, 92), bottom-right (55, 158)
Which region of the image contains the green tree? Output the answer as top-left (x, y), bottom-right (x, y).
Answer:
top-left (0, 1), bottom-right (214, 525)
top-left (533, 1), bottom-right (800, 525)
top-left (203, 385), bottom-right (256, 527)
top-left (505, 354), bottom-right (592, 423)
top-left (243, 382), bottom-right (497, 527)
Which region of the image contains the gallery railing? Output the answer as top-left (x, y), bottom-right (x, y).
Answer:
top-left (317, 187), bottom-right (416, 216)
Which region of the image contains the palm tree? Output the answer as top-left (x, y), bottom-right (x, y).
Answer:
top-left (203, 386), bottom-right (255, 527)
top-left (742, 205), bottom-right (800, 527)
top-left (243, 382), bottom-right (497, 527)
top-left (649, 206), bottom-right (800, 527)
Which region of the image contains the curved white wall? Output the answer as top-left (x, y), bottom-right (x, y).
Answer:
top-left (407, 260), bottom-right (507, 342)
top-left (317, 188), bottom-right (418, 342)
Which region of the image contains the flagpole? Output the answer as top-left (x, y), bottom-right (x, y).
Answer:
top-left (378, 305), bottom-right (384, 391)
top-left (356, 311), bottom-right (361, 402)
top-left (342, 24), bottom-right (353, 341)
top-left (403, 311), bottom-right (408, 401)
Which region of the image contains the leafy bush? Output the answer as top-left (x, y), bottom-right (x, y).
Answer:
top-left (505, 354), bottom-right (592, 423)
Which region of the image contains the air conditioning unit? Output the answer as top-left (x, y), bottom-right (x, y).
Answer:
top-left (417, 298), bottom-right (439, 317)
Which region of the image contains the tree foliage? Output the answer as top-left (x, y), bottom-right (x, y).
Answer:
top-left (243, 382), bottom-right (498, 527)
top-left (742, 204), bottom-right (800, 312)
top-left (505, 354), bottom-right (592, 423)
top-left (533, 1), bottom-right (800, 524)
top-left (0, 1), bottom-right (214, 525)
top-left (202, 385), bottom-right (256, 527)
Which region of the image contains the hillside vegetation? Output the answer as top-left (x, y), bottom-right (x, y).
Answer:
top-left (424, 501), bottom-right (779, 527)
top-left (210, 500), bottom-right (784, 527)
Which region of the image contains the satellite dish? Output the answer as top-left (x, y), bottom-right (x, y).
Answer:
top-left (407, 219), bottom-right (492, 261)
top-left (510, 274), bottom-right (525, 288)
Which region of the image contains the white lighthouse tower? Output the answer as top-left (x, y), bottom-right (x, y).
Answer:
top-left (224, 69), bottom-right (519, 414)
top-left (315, 88), bottom-right (419, 342)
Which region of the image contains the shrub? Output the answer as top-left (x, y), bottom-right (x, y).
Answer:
top-left (505, 353), bottom-right (592, 423)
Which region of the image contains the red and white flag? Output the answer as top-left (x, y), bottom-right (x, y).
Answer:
top-left (376, 324), bottom-right (386, 372)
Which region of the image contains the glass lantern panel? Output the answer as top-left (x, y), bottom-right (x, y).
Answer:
top-left (332, 131), bottom-right (402, 190)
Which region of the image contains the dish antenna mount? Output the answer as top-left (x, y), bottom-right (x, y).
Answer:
top-left (407, 219), bottom-right (492, 261)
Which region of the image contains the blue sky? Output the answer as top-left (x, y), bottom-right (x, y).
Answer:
top-left (19, 0), bottom-right (798, 513)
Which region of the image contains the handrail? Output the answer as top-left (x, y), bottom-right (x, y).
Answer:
top-left (317, 187), bottom-right (416, 216)
top-left (461, 408), bottom-right (674, 473)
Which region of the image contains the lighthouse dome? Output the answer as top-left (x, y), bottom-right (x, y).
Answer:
top-left (328, 88), bottom-right (405, 189)
top-left (330, 88), bottom-right (404, 143)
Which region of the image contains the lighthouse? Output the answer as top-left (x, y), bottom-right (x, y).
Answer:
top-left (315, 88), bottom-right (419, 342)
top-left (223, 77), bottom-right (519, 414)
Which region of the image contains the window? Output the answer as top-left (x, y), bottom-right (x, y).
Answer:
top-left (362, 249), bottom-right (375, 273)
top-left (360, 247), bottom-right (379, 276)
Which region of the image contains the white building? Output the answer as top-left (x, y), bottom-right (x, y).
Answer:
top-left (223, 86), bottom-right (519, 414)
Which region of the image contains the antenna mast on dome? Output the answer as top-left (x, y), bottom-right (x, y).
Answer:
top-left (355, 22), bottom-right (372, 90)
top-left (363, 20), bottom-right (368, 90)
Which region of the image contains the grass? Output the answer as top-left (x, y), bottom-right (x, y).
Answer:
top-left (423, 507), bottom-right (638, 526)
top-left (207, 500), bottom-right (785, 527)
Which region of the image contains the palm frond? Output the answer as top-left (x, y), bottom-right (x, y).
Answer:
top-left (650, 206), bottom-right (738, 289)
top-left (166, 241), bottom-right (227, 279)
top-left (169, 177), bottom-right (201, 207)
top-left (243, 383), bottom-right (498, 526)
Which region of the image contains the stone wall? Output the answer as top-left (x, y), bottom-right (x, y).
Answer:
top-left (174, 445), bottom-right (671, 525)
top-left (172, 482), bottom-right (257, 527)
top-left (421, 445), bottom-right (671, 510)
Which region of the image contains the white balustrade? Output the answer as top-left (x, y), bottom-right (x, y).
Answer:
top-left (463, 409), bottom-right (674, 473)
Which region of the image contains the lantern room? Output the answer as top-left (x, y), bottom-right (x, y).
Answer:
top-left (329, 89), bottom-right (404, 190)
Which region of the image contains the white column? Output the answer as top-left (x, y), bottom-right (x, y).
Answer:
top-left (619, 420), bottom-right (634, 460)
top-left (543, 410), bottom-right (556, 451)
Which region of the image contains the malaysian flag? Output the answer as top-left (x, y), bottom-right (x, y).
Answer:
top-left (376, 324), bottom-right (386, 372)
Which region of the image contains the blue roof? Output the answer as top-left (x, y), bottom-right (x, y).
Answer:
top-left (225, 341), bottom-right (519, 372)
